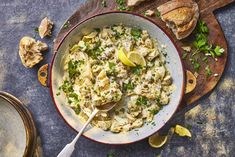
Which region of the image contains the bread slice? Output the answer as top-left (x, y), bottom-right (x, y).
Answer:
top-left (157, 0), bottom-right (199, 40)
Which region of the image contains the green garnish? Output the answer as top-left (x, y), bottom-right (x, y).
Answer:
top-left (205, 65), bottom-right (212, 77)
top-left (155, 10), bottom-right (161, 17)
top-left (115, 0), bottom-right (131, 11)
top-left (59, 80), bottom-right (74, 94)
top-left (214, 45), bottom-right (224, 57)
top-left (190, 58), bottom-right (200, 72)
top-left (63, 21), bottom-right (70, 29)
top-left (136, 96), bottom-right (148, 106)
top-left (68, 60), bottom-right (80, 78)
top-left (131, 28), bottom-right (142, 40)
top-left (202, 56), bottom-right (208, 62)
top-left (56, 92), bottom-right (60, 96)
top-left (130, 65), bottom-right (142, 75)
top-left (123, 81), bottom-right (135, 91)
top-left (106, 62), bottom-right (117, 76)
top-left (193, 20), bottom-right (224, 58)
top-left (182, 52), bottom-right (188, 60)
top-left (85, 41), bottom-right (103, 59)
top-left (107, 152), bottom-right (115, 157)
top-left (149, 108), bottom-right (159, 115)
top-left (101, 0), bottom-right (107, 7)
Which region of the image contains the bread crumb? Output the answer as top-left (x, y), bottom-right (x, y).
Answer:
top-left (38, 17), bottom-right (53, 38)
top-left (144, 10), bottom-right (155, 16)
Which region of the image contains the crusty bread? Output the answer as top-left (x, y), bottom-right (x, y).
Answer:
top-left (127, 0), bottom-right (147, 7)
top-left (157, 0), bottom-right (199, 40)
top-left (19, 36), bottom-right (48, 68)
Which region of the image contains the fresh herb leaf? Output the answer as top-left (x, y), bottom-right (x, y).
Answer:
top-left (136, 96), bottom-right (148, 106)
top-left (196, 20), bottom-right (209, 34)
top-left (101, 0), bottom-right (107, 7)
top-left (115, 0), bottom-right (131, 11)
top-left (68, 60), bottom-right (80, 78)
top-left (131, 28), bottom-right (142, 40)
top-left (130, 65), bottom-right (142, 75)
top-left (123, 81), bottom-right (135, 91)
top-left (56, 92), bottom-right (60, 96)
top-left (149, 108), bottom-right (159, 115)
top-left (59, 80), bottom-right (74, 94)
top-left (182, 52), bottom-right (188, 60)
top-left (214, 45), bottom-right (224, 57)
top-left (190, 58), bottom-right (201, 72)
top-left (106, 62), bottom-right (117, 76)
top-left (63, 21), bottom-right (70, 29)
top-left (205, 65), bottom-right (212, 77)
top-left (155, 9), bottom-right (161, 17)
top-left (202, 56), bottom-right (208, 62)
top-left (107, 152), bottom-right (115, 157)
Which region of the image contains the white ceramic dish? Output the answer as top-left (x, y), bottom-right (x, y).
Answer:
top-left (50, 12), bottom-right (185, 144)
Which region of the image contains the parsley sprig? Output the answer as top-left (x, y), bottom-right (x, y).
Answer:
top-left (193, 20), bottom-right (224, 58)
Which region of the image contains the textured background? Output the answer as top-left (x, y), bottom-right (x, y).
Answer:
top-left (0, 0), bottom-right (234, 157)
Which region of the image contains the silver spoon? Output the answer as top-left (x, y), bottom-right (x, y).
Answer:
top-left (57, 102), bottom-right (116, 157)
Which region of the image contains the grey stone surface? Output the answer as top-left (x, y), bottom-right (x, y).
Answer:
top-left (0, 0), bottom-right (234, 157)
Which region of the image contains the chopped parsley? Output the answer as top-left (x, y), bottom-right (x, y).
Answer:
top-left (193, 20), bottom-right (224, 58)
top-left (131, 28), bottom-right (142, 40)
top-left (106, 62), bottom-right (117, 76)
top-left (136, 96), bottom-right (148, 106)
top-left (182, 52), bottom-right (188, 60)
top-left (68, 60), bottom-right (81, 78)
top-left (101, 0), bottom-right (107, 7)
top-left (214, 45), bottom-right (224, 57)
top-left (115, 0), bottom-right (131, 11)
top-left (123, 81), bottom-right (135, 91)
top-left (85, 41), bottom-right (103, 59)
top-left (190, 57), bottom-right (200, 72)
top-left (155, 10), bottom-right (161, 17)
top-left (59, 80), bottom-right (74, 94)
top-left (130, 65), bottom-right (142, 75)
top-left (107, 152), bottom-right (115, 157)
top-left (205, 65), bottom-right (212, 77)
top-left (63, 21), bottom-right (70, 29)
top-left (149, 108), bottom-right (159, 115)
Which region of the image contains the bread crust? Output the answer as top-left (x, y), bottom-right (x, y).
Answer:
top-left (157, 0), bottom-right (199, 40)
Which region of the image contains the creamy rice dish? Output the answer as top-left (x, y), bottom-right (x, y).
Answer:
top-left (58, 25), bottom-right (174, 133)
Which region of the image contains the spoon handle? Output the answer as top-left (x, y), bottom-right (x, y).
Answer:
top-left (57, 108), bottom-right (99, 157)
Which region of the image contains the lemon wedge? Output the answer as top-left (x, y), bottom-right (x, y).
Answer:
top-left (148, 132), bottom-right (168, 148)
top-left (127, 51), bottom-right (146, 66)
top-left (185, 70), bottom-right (197, 94)
top-left (118, 47), bottom-right (136, 67)
top-left (175, 125), bottom-right (192, 137)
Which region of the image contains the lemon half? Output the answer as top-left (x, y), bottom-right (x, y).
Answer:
top-left (175, 125), bottom-right (192, 137)
top-left (118, 48), bottom-right (136, 67)
top-left (148, 133), bottom-right (168, 148)
top-left (127, 51), bottom-right (146, 66)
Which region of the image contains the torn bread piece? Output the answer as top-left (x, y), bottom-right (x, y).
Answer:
top-left (38, 64), bottom-right (48, 86)
top-left (19, 36), bottom-right (48, 68)
top-left (38, 17), bottom-right (53, 38)
top-left (157, 0), bottom-right (199, 40)
top-left (127, 0), bottom-right (147, 7)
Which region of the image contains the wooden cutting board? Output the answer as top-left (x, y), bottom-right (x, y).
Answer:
top-left (53, 0), bottom-right (234, 110)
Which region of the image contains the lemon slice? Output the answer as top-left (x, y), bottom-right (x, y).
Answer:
top-left (148, 132), bottom-right (168, 148)
top-left (175, 125), bottom-right (192, 137)
top-left (127, 51), bottom-right (146, 66)
top-left (185, 70), bottom-right (197, 94)
top-left (118, 47), bottom-right (136, 67)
